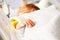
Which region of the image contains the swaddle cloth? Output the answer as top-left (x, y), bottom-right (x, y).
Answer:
top-left (20, 7), bottom-right (60, 40)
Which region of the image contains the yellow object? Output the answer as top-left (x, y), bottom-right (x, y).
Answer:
top-left (11, 19), bottom-right (18, 28)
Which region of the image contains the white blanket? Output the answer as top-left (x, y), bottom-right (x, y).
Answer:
top-left (18, 7), bottom-right (60, 40)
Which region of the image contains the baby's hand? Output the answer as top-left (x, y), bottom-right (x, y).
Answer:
top-left (25, 19), bottom-right (35, 28)
top-left (16, 19), bottom-right (35, 30)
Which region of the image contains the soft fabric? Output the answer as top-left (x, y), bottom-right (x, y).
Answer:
top-left (19, 6), bottom-right (60, 40)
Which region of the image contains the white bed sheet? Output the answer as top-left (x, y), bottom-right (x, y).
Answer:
top-left (22, 6), bottom-right (60, 40)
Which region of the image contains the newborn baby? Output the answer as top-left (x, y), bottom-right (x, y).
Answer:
top-left (15, 3), bottom-right (60, 40)
top-left (16, 4), bottom-right (40, 29)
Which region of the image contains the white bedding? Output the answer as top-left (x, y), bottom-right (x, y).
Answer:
top-left (7, 5), bottom-right (60, 40)
top-left (19, 6), bottom-right (60, 40)
top-left (2, 4), bottom-right (60, 40)
top-left (5, 5), bottom-right (60, 40)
